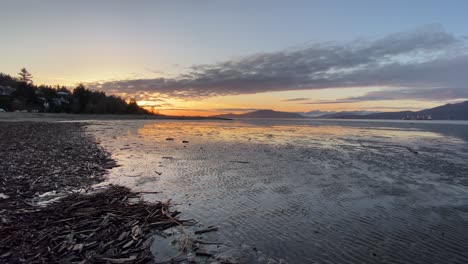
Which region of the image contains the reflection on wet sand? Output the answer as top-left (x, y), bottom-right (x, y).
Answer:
top-left (136, 120), bottom-right (447, 145)
top-left (89, 119), bottom-right (468, 263)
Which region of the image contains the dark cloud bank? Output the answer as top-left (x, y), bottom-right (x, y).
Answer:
top-left (281, 98), bottom-right (310, 102)
top-left (90, 26), bottom-right (468, 102)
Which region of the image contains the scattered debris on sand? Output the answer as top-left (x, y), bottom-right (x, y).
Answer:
top-left (0, 185), bottom-right (194, 264)
top-left (0, 122), bottom-right (115, 200)
top-left (194, 226), bottom-right (219, 235)
top-left (229, 161), bottom-right (250, 164)
top-left (405, 147), bottom-right (419, 155)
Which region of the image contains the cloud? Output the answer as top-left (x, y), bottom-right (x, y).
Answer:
top-left (214, 108), bottom-right (262, 112)
top-left (304, 87), bottom-right (468, 104)
top-left (281, 98), bottom-right (310, 101)
top-left (154, 107), bottom-right (262, 112)
top-left (347, 87), bottom-right (468, 101)
top-left (301, 100), bottom-right (355, 104)
top-left (361, 106), bottom-right (423, 110)
top-left (89, 25), bottom-right (468, 102)
top-left (138, 102), bottom-right (174, 107)
top-left (144, 67), bottom-right (164, 74)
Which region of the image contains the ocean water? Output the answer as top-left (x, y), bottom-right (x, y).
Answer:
top-left (87, 119), bottom-right (468, 263)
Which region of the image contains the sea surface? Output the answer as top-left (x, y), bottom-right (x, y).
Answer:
top-left (87, 119), bottom-right (468, 263)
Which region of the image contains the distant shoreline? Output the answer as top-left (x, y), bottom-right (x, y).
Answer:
top-left (0, 112), bottom-right (231, 121)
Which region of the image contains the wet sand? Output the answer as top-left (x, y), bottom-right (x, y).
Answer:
top-left (87, 119), bottom-right (468, 263)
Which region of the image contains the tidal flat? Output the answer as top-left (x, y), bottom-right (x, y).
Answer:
top-left (86, 118), bottom-right (468, 263)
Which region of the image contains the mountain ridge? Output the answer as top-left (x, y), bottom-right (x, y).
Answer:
top-left (211, 100), bottom-right (468, 120)
top-left (331, 101), bottom-right (468, 120)
top-left (315, 111), bottom-right (381, 118)
top-left (212, 109), bottom-right (305, 119)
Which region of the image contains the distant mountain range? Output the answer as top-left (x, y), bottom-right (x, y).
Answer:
top-left (212, 109), bottom-right (304, 119)
top-left (313, 111), bottom-right (381, 118)
top-left (211, 100), bottom-right (468, 120)
top-left (332, 101), bottom-right (468, 120)
top-left (297, 110), bottom-right (336, 117)
top-left (298, 110), bottom-right (379, 117)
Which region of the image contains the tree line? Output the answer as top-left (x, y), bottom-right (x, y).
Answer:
top-left (0, 68), bottom-right (149, 114)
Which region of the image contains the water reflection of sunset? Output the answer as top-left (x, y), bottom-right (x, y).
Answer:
top-left (136, 120), bottom-right (443, 147)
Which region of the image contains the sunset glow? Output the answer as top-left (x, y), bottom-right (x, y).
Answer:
top-left (1, 1), bottom-right (468, 116)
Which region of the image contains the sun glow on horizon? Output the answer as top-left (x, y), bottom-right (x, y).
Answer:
top-left (131, 87), bottom-right (444, 117)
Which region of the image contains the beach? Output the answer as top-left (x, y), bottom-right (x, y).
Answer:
top-left (0, 121), bottom-right (188, 263)
top-left (2, 116), bottom-right (468, 263)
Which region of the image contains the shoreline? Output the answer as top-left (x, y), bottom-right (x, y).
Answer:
top-left (0, 122), bottom-right (188, 263)
top-left (0, 112), bottom-right (231, 122)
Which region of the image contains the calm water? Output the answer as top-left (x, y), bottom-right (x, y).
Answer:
top-left (88, 119), bottom-right (468, 263)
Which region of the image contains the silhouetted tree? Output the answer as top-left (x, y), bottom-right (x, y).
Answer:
top-left (126, 100), bottom-right (142, 114)
top-left (14, 82), bottom-right (36, 104)
top-left (18, 68), bottom-right (33, 84)
top-left (72, 84), bottom-right (90, 113)
top-left (57, 86), bottom-right (71, 93)
top-left (38, 86), bottom-right (57, 100)
top-left (0, 73), bottom-right (18, 87)
top-left (0, 96), bottom-right (12, 110)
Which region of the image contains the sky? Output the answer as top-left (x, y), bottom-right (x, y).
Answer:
top-left (1, 0), bottom-right (468, 116)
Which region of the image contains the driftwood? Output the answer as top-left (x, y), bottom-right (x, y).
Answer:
top-left (0, 122), bottom-right (116, 200)
top-left (0, 185), bottom-right (192, 264)
top-left (229, 161), bottom-right (250, 164)
top-left (194, 227), bottom-right (219, 235)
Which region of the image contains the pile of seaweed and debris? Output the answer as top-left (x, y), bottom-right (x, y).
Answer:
top-left (0, 122), bottom-right (194, 263)
top-left (1, 185), bottom-right (192, 263)
top-left (0, 122), bottom-right (116, 200)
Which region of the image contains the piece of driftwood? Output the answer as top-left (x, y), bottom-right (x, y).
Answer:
top-left (194, 227), bottom-right (219, 235)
